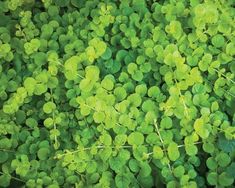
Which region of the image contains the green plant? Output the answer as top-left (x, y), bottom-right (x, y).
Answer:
top-left (0, 0), bottom-right (235, 187)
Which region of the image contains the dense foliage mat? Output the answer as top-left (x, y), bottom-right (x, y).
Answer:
top-left (0, 0), bottom-right (235, 187)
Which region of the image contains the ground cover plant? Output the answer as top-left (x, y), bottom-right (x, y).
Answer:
top-left (0, 0), bottom-right (235, 187)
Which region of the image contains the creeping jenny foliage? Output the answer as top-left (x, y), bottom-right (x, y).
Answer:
top-left (0, 0), bottom-right (235, 187)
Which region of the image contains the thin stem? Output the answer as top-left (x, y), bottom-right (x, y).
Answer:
top-left (170, 67), bottom-right (189, 119)
top-left (213, 68), bottom-right (235, 85)
top-left (54, 145), bottom-right (133, 159)
top-left (177, 141), bottom-right (202, 148)
top-left (50, 89), bottom-right (58, 147)
top-left (0, 148), bottom-right (15, 153)
top-left (217, 128), bottom-right (235, 139)
top-left (174, 77), bottom-right (189, 118)
top-left (57, 62), bottom-right (85, 79)
top-left (154, 119), bottom-right (172, 173)
top-left (0, 172), bottom-right (25, 183)
top-left (221, 88), bottom-right (235, 98)
top-left (75, 171), bottom-right (85, 182)
top-left (82, 103), bottom-right (96, 111)
top-left (203, 76), bottom-right (235, 99)
top-left (147, 141), bottom-right (202, 156)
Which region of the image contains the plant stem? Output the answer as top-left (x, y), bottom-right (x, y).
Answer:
top-left (0, 172), bottom-right (25, 183)
top-left (154, 119), bottom-right (172, 173)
